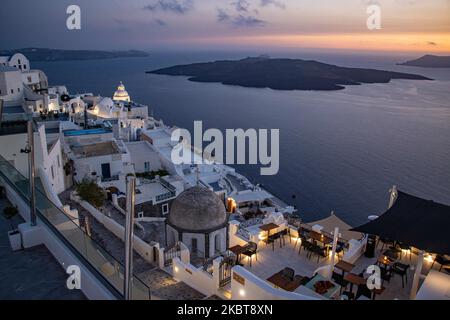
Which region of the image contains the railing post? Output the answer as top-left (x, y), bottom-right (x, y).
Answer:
top-left (27, 120), bottom-right (37, 226)
top-left (124, 175), bottom-right (136, 300)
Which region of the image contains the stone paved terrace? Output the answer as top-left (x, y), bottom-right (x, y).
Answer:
top-left (59, 191), bottom-right (205, 300)
top-left (0, 198), bottom-right (85, 300)
top-left (242, 235), bottom-right (429, 300)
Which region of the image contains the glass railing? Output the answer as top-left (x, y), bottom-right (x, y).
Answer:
top-left (0, 155), bottom-right (151, 300)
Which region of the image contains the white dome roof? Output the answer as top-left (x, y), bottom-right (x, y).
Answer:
top-left (113, 82), bottom-right (131, 102)
top-left (99, 97), bottom-right (114, 108)
top-left (94, 97), bottom-right (118, 118)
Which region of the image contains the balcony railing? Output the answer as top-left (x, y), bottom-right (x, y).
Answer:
top-left (0, 155), bottom-right (151, 300)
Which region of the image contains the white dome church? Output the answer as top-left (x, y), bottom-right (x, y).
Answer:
top-left (113, 81), bottom-right (131, 102)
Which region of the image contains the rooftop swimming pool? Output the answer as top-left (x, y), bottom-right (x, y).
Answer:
top-left (63, 128), bottom-right (111, 136)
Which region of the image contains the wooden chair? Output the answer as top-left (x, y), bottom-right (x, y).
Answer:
top-left (242, 242), bottom-right (258, 267)
top-left (392, 262), bottom-right (409, 288)
top-left (431, 255), bottom-right (450, 272)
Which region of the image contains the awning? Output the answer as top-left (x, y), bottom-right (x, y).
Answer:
top-left (308, 213), bottom-right (363, 241)
top-left (352, 190), bottom-right (450, 255)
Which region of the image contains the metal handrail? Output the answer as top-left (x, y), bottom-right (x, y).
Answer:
top-left (0, 155), bottom-right (151, 300)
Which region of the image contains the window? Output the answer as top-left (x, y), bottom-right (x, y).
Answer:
top-left (144, 161), bottom-right (150, 172)
top-left (18, 59), bottom-right (21, 64)
top-left (57, 155), bottom-right (61, 168)
top-left (28, 76), bottom-right (32, 83)
top-left (10, 89), bottom-right (14, 94)
top-left (51, 166), bottom-right (55, 179)
top-left (162, 203), bottom-right (169, 215)
top-left (17, 88), bottom-right (20, 92)
top-left (23, 65), bottom-right (27, 70)
top-left (138, 212), bottom-right (144, 219)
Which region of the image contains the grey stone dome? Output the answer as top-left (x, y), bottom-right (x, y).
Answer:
top-left (167, 186), bottom-right (228, 232)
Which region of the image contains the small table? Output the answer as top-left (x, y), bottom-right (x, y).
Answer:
top-left (304, 274), bottom-right (341, 299)
top-left (377, 256), bottom-right (394, 268)
top-left (344, 273), bottom-right (366, 294)
top-left (229, 245), bottom-right (246, 265)
top-left (267, 271), bottom-right (302, 292)
top-left (308, 230), bottom-right (333, 245)
top-left (335, 260), bottom-right (355, 276)
top-left (259, 223), bottom-right (279, 241)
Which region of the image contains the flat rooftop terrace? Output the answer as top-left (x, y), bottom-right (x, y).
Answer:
top-left (71, 141), bottom-right (121, 158)
top-left (0, 198), bottom-right (85, 299)
top-left (241, 235), bottom-right (429, 300)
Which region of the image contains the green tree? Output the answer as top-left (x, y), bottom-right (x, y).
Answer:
top-left (75, 179), bottom-right (106, 208)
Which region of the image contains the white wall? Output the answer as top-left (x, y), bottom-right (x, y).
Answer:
top-left (75, 196), bottom-right (158, 265)
top-left (125, 141), bottom-right (163, 173)
top-left (231, 266), bottom-right (319, 300)
top-left (21, 71), bottom-right (40, 86)
top-left (172, 257), bottom-right (216, 296)
top-left (0, 69), bottom-right (23, 102)
top-left (37, 125), bottom-right (66, 194)
top-left (0, 132), bottom-right (29, 176)
top-left (8, 53), bottom-right (30, 72)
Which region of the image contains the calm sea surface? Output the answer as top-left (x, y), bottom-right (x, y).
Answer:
top-left (34, 51), bottom-right (450, 225)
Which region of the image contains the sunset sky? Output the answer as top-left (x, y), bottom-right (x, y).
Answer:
top-left (1, 0), bottom-right (449, 53)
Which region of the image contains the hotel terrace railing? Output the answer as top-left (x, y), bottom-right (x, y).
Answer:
top-left (0, 155), bottom-right (151, 300)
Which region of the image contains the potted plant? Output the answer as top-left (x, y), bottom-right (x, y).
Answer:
top-left (3, 206), bottom-right (22, 251)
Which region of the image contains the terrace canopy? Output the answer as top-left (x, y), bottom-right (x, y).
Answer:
top-left (352, 190), bottom-right (450, 255)
top-left (309, 213), bottom-right (364, 241)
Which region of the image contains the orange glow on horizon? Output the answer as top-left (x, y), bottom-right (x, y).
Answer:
top-left (178, 32), bottom-right (450, 54)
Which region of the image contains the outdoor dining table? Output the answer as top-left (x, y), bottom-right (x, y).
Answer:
top-left (228, 245), bottom-right (246, 265)
top-left (377, 255), bottom-right (394, 268)
top-left (266, 270), bottom-right (302, 292)
top-left (259, 223), bottom-right (279, 241)
top-left (344, 273), bottom-right (367, 294)
top-left (308, 230), bottom-right (333, 245)
top-left (335, 260), bottom-right (355, 276)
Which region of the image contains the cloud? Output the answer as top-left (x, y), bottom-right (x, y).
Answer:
top-left (259, 0), bottom-right (285, 9)
top-left (155, 19), bottom-right (168, 26)
top-left (217, 0), bottom-right (285, 28)
top-left (217, 9), bottom-right (266, 27)
top-left (232, 0), bottom-right (250, 12)
top-left (233, 14), bottom-right (266, 27)
top-left (217, 8), bottom-right (231, 22)
top-left (143, 0), bottom-right (194, 14)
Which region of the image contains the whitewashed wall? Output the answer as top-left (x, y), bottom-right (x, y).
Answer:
top-left (230, 266), bottom-right (319, 300)
top-left (76, 198), bottom-right (158, 264)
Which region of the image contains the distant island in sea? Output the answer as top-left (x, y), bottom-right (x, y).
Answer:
top-left (398, 55), bottom-right (450, 68)
top-left (148, 57), bottom-right (432, 91)
top-left (0, 48), bottom-right (149, 62)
